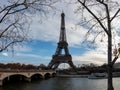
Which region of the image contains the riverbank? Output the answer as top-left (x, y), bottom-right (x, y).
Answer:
top-left (57, 74), bottom-right (88, 78)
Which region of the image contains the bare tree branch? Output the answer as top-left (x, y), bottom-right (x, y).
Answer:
top-left (0, 39), bottom-right (24, 52)
top-left (0, 0), bottom-right (56, 53)
top-left (93, 31), bottom-right (103, 43)
top-left (111, 8), bottom-right (120, 22)
top-left (78, 0), bottom-right (109, 35)
top-left (111, 54), bottom-right (119, 66)
top-left (0, 20), bottom-right (18, 38)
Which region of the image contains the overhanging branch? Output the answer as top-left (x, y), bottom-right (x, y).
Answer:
top-left (111, 55), bottom-right (119, 66)
top-left (77, 0), bottom-right (109, 35)
top-left (0, 20), bottom-right (18, 38)
top-left (111, 8), bottom-right (120, 22)
top-left (0, 39), bottom-right (24, 52)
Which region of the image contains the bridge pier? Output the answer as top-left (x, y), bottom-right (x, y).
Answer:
top-left (25, 78), bottom-right (31, 82)
top-left (42, 76), bottom-right (45, 79)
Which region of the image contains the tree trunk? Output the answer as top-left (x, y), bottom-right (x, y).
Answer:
top-left (108, 36), bottom-right (114, 90)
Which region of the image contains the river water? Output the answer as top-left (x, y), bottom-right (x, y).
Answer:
top-left (0, 77), bottom-right (120, 90)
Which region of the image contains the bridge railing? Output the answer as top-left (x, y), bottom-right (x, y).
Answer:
top-left (0, 69), bottom-right (56, 72)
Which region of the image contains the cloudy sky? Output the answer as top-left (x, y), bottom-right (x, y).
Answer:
top-left (0, 0), bottom-right (120, 67)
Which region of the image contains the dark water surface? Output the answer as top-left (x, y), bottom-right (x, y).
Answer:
top-left (0, 77), bottom-right (120, 90)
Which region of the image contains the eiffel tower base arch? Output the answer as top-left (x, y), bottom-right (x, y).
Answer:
top-left (48, 55), bottom-right (76, 70)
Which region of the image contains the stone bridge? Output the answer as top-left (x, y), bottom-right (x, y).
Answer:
top-left (0, 70), bottom-right (56, 86)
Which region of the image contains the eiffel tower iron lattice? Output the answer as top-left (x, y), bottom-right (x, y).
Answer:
top-left (48, 12), bottom-right (75, 70)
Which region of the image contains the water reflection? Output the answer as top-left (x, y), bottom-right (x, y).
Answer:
top-left (0, 77), bottom-right (120, 90)
top-left (51, 78), bottom-right (74, 90)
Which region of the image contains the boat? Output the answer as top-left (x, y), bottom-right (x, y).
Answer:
top-left (112, 72), bottom-right (120, 77)
top-left (88, 73), bottom-right (107, 79)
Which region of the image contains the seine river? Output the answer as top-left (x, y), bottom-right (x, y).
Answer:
top-left (0, 77), bottom-right (120, 90)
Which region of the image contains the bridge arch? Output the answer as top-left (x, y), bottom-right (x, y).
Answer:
top-left (44, 73), bottom-right (51, 79)
top-left (31, 73), bottom-right (44, 81)
top-left (2, 73), bottom-right (28, 80)
top-left (2, 74), bottom-right (28, 85)
top-left (52, 73), bottom-right (56, 77)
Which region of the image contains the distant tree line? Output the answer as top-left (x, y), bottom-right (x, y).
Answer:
top-left (0, 63), bottom-right (48, 70)
top-left (62, 63), bottom-right (120, 73)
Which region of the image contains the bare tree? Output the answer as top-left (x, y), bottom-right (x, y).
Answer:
top-left (0, 0), bottom-right (56, 52)
top-left (76, 0), bottom-right (120, 90)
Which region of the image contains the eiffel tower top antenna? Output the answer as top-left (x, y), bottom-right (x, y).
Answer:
top-left (59, 12), bottom-right (67, 42)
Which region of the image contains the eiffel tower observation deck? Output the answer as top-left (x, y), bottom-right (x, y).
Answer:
top-left (48, 12), bottom-right (75, 70)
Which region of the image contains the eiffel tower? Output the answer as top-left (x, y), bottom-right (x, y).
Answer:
top-left (48, 12), bottom-right (75, 70)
